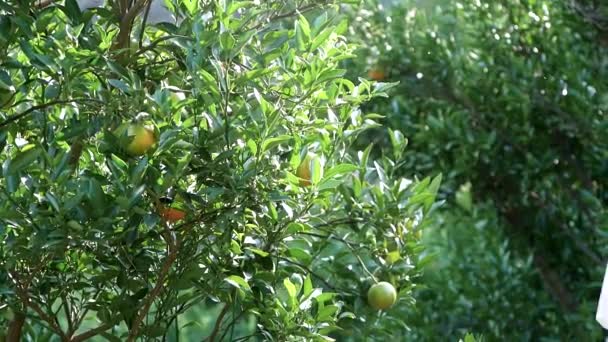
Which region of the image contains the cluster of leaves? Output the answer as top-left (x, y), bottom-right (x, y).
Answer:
top-left (0, 0), bottom-right (441, 341)
top-left (345, 0), bottom-right (608, 339)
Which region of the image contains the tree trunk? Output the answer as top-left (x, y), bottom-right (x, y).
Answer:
top-left (533, 252), bottom-right (578, 312)
top-left (7, 312), bottom-right (25, 342)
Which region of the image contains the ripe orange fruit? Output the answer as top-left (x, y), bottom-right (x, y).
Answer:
top-left (296, 153), bottom-right (322, 187)
top-left (159, 206), bottom-right (186, 223)
top-left (368, 69), bottom-right (386, 81)
top-left (367, 281), bottom-right (397, 310)
top-left (126, 124), bottom-right (155, 156)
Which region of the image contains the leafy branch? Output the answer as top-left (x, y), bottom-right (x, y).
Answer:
top-left (0, 98), bottom-right (104, 129)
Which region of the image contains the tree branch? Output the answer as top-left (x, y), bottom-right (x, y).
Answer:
top-left (34, 0), bottom-right (58, 9)
top-left (217, 307), bottom-right (247, 342)
top-left (71, 323), bottom-right (114, 342)
top-left (61, 294), bottom-right (74, 336)
top-left (7, 311), bottom-right (26, 342)
top-left (244, 2), bottom-right (330, 33)
top-left (0, 98), bottom-right (103, 129)
top-left (132, 34), bottom-right (193, 59)
top-left (207, 303), bottom-right (230, 342)
top-left (126, 222), bottom-right (179, 341)
top-left (8, 271), bottom-right (68, 340)
top-left (533, 252), bottom-right (578, 312)
top-left (112, 0), bottom-right (152, 55)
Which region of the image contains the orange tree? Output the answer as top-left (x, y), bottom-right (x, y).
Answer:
top-left (0, 0), bottom-right (441, 340)
top-left (345, 0), bottom-right (607, 339)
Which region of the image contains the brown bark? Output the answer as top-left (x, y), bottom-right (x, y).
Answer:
top-left (6, 312), bottom-right (25, 342)
top-left (208, 303), bottom-right (230, 342)
top-left (71, 323), bottom-right (114, 342)
top-left (111, 0), bottom-right (152, 63)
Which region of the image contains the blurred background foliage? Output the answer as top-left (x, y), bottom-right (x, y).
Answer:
top-left (345, 0), bottom-right (608, 340)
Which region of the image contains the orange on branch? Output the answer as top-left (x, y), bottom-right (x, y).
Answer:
top-left (126, 124), bottom-right (156, 156)
top-left (159, 206), bottom-right (186, 223)
top-left (367, 281), bottom-right (397, 310)
top-left (367, 68), bottom-right (386, 81)
top-left (296, 153), bottom-right (322, 187)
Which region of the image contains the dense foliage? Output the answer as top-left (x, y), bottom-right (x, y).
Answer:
top-left (347, 0), bottom-right (608, 340)
top-left (0, 0), bottom-right (442, 341)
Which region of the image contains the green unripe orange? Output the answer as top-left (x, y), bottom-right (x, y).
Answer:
top-left (367, 281), bottom-right (397, 310)
top-left (0, 87), bottom-right (15, 109)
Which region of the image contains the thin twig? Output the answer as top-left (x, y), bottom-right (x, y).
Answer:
top-left (61, 294), bottom-right (74, 336)
top-left (132, 35), bottom-right (193, 59)
top-left (277, 256), bottom-right (333, 290)
top-left (72, 289), bottom-right (102, 335)
top-left (298, 231), bottom-right (371, 251)
top-left (243, 2), bottom-right (328, 33)
top-left (217, 306), bottom-right (247, 342)
top-left (8, 271), bottom-right (68, 340)
top-left (233, 333), bottom-right (258, 342)
top-left (138, 0), bottom-right (154, 49)
top-left (71, 323), bottom-right (115, 342)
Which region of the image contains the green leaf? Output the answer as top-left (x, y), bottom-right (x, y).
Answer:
top-left (316, 69), bottom-right (346, 85)
top-left (283, 277), bottom-right (297, 301)
top-left (128, 185), bottom-right (146, 208)
top-left (455, 182), bottom-right (473, 212)
top-left (323, 163), bottom-right (358, 179)
top-left (6, 146), bottom-right (41, 175)
top-left (224, 275), bottom-right (251, 292)
top-left (86, 178), bottom-right (106, 215)
top-left (303, 275), bottom-right (313, 297)
top-left (108, 79), bottom-right (131, 94)
top-left (182, 0), bottom-right (197, 15)
top-left (19, 40), bottom-right (57, 71)
top-left (262, 135), bottom-right (291, 152)
top-left (288, 248), bottom-right (312, 264)
top-left (315, 292), bottom-right (336, 304)
top-left (110, 154), bottom-right (128, 172)
top-left (246, 139), bottom-right (257, 155)
top-left (220, 32), bottom-right (236, 51)
top-left (246, 247), bottom-right (269, 257)
top-left (44, 83), bottom-right (60, 100)
top-left (360, 144), bottom-right (373, 168)
top-left (45, 192), bottom-right (60, 212)
top-left (317, 304), bottom-right (339, 321)
top-left (317, 178), bottom-right (344, 191)
top-left (428, 173), bottom-right (442, 195)
top-left (63, 0), bottom-right (82, 23)
top-left (295, 15), bottom-right (311, 50)
top-left (310, 157), bottom-right (323, 185)
top-left (130, 157), bottom-right (149, 185)
top-left (310, 27), bottom-right (332, 51)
